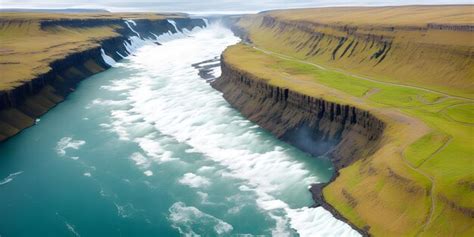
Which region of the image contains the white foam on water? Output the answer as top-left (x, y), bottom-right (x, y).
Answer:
top-left (83, 172), bottom-right (91, 177)
top-left (197, 191), bottom-right (215, 205)
top-left (144, 170), bottom-right (153, 176)
top-left (65, 222), bottom-right (80, 237)
top-left (90, 98), bottom-right (128, 107)
top-left (226, 194), bottom-right (248, 215)
top-left (101, 48), bottom-right (116, 67)
top-left (0, 171), bottom-right (23, 186)
top-left (210, 66), bottom-right (222, 77)
top-left (55, 137), bottom-right (86, 157)
top-left (101, 23), bottom-right (360, 236)
top-left (101, 80), bottom-right (134, 92)
top-left (197, 166), bottom-right (215, 173)
top-left (134, 135), bottom-right (176, 163)
top-left (114, 202), bottom-right (132, 218)
top-left (178, 173), bottom-right (211, 189)
top-left (184, 147), bottom-right (199, 153)
top-left (287, 207), bottom-right (362, 237)
top-left (130, 152), bottom-right (151, 169)
top-left (203, 18), bottom-right (209, 27)
top-left (168, 202), bottom-right (233, 236)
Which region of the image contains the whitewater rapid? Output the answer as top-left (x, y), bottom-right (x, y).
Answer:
top-left (0, 20), bottom-right (360, 237)
top-left (99, 21), bottom-right (361, 236)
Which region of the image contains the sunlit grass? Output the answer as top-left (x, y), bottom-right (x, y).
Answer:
top-left (224, 43), bottom-right (474, 236)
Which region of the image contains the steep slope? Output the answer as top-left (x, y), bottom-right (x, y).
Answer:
top-left (0, 13), bottom-right (206, 141)
top-left (236, 5), bottom-right (474, 99)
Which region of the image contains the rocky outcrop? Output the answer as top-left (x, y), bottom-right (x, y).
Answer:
top-left (0, 17), bottom-right (206, 142)
top-left (239, 13), bottom-right (474, 97)
top-left (211, 58), bottom-right (385, 235)
top-left (260, 15), bottom-right (394, 64)
top-left (310, 183), bottom-right (369, 236)
top-left (222, 9), bottom-right (474, 235)
top-left (212, 58), bottom-right (385, 171)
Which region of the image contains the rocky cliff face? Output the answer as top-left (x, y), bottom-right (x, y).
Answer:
top-left (0, 17), bottom-right (206, 142)
top-left (211, 57), bottom-right (385, 236)
top-left (238, 14), bottom-right (474, 97)
top-left (220, 9), bottom-right (474, 235)
top-left (212, 58), bottom-right (385, 171)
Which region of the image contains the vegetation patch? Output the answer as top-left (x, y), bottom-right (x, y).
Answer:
top-left (223, 41), bottom-right (473, 236)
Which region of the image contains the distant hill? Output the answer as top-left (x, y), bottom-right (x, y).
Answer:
top-left (0, 8), bottom-right (110, 14)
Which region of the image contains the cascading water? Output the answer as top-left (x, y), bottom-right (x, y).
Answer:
top-left (101, 48), bottom-right (117, 67)
top-left (167, 19), bottom-right (180, 33)
top-left (125, 19), bottom-right (141, 38)
top-left (0, 20), bottom-right (360, 237)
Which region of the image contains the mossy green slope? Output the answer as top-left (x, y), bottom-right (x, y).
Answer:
top-left (237, 5), bottom-right (474, 99)
top-left (226, 5), bottom-right (473, 236)
top-left (0, 12), bottom-right (184, 91)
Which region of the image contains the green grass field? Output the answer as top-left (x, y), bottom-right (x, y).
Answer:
top-left (224, 42), bottom-right (473, 236)
top-left (229, 7), bottom-right (474, 235)
top-left (237, 5), bottom-right (474, 99)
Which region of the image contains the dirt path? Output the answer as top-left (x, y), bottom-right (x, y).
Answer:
top-left (251, 45), bottom-right (474, 102)
top-left (439, 103), bottom-right (474, 126)
top-left (362, 88), bottom-right (381, 99)
top-left (249, 44), bottom-right (461, 234)
top-left (414, 137), bottom-right (452, 234)
top-left (400, 149), bottom-right (435, 234)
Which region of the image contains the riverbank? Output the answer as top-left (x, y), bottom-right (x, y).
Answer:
top-left (215, 7), bottom-right (474, 233)
top-left (216, 8), bottom-right (474, 236)
top-left (0, 12), bottom-right (206, 141)
top-left (0, 23), bottom-right (361, 236)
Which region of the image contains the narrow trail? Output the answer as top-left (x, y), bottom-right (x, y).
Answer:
top-left (439, 103), bottom-right (474, 126)
top-left (414, 137), bottom-right (452, 234)
top-left (400, 149), bottom-right (437, 236)
top-left (362, 88), bottom-right (381, 99)
top-left (417, 137), bottom-right (453, 169)
top-left (248, 44), bottom-right (462, 234)
top-left (251, 45), bottom-right (474, 103)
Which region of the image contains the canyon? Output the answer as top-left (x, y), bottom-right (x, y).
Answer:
top-left (0, 5), bottom-right (473, 237)
top-left (215, 5), bottom-right (473, 236)
top-left (0, 13), bottom-right (205, 141)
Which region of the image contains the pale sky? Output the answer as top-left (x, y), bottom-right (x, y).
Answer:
top-left (0, 0), bottom-right (472, 13)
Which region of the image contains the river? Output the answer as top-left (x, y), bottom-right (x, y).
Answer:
top-left (0, 22), bottom-right (360, 237)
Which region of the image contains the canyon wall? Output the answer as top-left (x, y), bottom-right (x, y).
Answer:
top-left (212, 59), bottom-right (385, 171)
top-left (220, 7), bottom-right (474, 236)
top-left (0, 17), bottom-right (206, 141)
top-left (237, 12), bottom-right (474, 98)
top-left (212, 56), bottom-right (385, 236)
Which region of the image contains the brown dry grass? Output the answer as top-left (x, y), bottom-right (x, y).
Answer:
top-left (0, 12), bottom-right (182, 91)
top-left (268, 5), bottom-right (474, 27)
top-left (227, 5), bottom-right (474, 234)
top-left (238, 5), bottom-right (474, 99)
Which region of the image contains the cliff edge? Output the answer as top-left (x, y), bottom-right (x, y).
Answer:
top-left (0, 13), bottom-right (206, 141)
top-left (216, 6), bottom-right (474, 235)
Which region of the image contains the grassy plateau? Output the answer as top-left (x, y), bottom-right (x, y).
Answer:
top-left (0, 12), bottom-right (184, 91)
top-left (227, 5), bottom-right (474, 236)
top-left (0, 12), bottom-right (185, 141)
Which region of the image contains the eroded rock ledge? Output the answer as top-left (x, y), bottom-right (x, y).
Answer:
top-left (0, 18), bottom-right (205, 142)
top-left (211, 57), bottom-right (385, 236)
top-left (212, 58), bottom-right (385, 169)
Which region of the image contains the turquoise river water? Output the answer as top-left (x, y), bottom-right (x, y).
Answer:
top-left (0, 22), bottom-right (360, 237)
